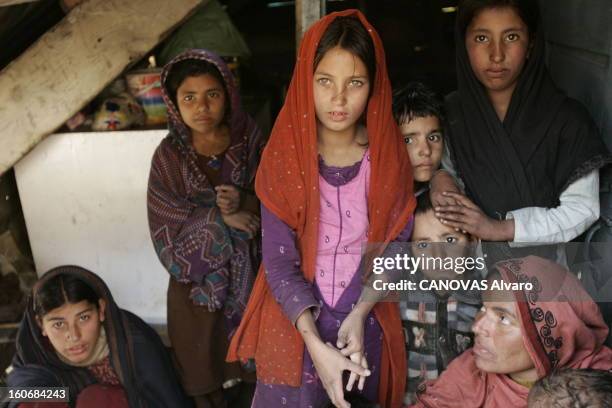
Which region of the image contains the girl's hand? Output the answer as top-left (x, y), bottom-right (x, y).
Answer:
top-left (337, 303), bottom-right (373, 392)
top-left (337, 308), bottom-right (365, 357)
top-left (429, 170), bottom-right (461, 207)
top-left (346, 351), bottom-right (369, 392)
top-left (307, 340), bottom-right (371, 408)
top-left (434, 192), bottom-right (514, 241)
top-left (297, 309), bottom-right (370, 408)
top-left (216, 185), bottom-right (241, 214)
top-left (221, 210), bottom-right (260, 237)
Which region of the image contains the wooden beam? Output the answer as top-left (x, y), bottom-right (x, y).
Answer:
top-left (295, 0), bottom-right (323, 50)
top-left (0, 0), bottom-right (205, 174)
top-left (0, 0), bottom-right (39, 7)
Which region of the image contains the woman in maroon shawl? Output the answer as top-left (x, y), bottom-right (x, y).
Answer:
top-left (147, 49), bottom-right (264, 407)
top-left (411, 256), bottom-right (612, 408)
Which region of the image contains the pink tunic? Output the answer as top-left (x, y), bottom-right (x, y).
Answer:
top-left (315, 151), bottom-right (370, 307)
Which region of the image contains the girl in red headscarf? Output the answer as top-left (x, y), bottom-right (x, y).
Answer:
top-left (227, 9), bottom-right (415, 408)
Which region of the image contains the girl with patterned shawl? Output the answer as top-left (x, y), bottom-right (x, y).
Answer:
top-left (147, 49), bottom-right (263, 406)
top-left (411, 256), bottom-right (612, 407)
top-left (6, 265), bottom-right (189, 408)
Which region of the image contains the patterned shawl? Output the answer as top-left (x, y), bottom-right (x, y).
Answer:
top-left (147, 49), bottom-right (264, 335)
top-left (8, 266), bottom-right (188, 408)
top-left (412, 256), bottom-right (612, 408)
top-left (227, 10), bottom-right (415, 408)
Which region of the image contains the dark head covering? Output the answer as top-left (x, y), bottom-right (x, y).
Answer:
top-left (445, 6), bottom-right (610, 219)
top-left (8, 266), bottom-right (190, 408)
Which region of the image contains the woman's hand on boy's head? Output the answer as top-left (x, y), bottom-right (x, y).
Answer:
top-left (216, 185), bottom-right (241, 214)
top-left (429, 170), bottom-right (462, 207)
top-left (434, 192), bottom-right (514, 241)
top-left (431, 190), bottom-right (460, 207)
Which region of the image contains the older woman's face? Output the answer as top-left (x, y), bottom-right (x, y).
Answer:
top-left (472, 296), bottom-right (538, 383)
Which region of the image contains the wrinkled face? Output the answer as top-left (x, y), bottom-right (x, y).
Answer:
top-left (472, 293), bottom-right (537, 382)
top-left (412, 209), bottom-right (471, 280)
top-left (400, 115), bottom-right (443, 183)
top-left (313, 46), bottom-right (371, 134)
top-left (465, 7), bottom-right (530, 96)
top-left (40, 299), bottom-right (106, 364)
top-left (176, 74), bottom-right (227, 137)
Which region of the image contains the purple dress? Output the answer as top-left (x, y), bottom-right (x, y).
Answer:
top-left (252, 156), bottom-right (412, 407)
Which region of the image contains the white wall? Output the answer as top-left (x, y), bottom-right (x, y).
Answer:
top-left (15, 130), bottom-right (169, 324)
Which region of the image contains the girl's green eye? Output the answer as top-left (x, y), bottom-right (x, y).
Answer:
top-left (349, 80), bottom-right (364, 87)
top-left (317, 78), bottom-right (331, 86)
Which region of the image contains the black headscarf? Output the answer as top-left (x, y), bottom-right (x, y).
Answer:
top-left (7, 266), bottom-right (191, 408)
top-left (445, 11), bottom-right (610, 219)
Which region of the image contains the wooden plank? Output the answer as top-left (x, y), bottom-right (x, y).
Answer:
top-left (0, 0), bottom-right (39, 7)
top-left (295, 0), bottom-right (322, 50)
top-left (0, 322), bottom-right (19, 330)
top-left (0, 0), bottom-right (205, 175)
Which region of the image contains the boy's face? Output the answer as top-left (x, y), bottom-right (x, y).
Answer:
top-left (400, 115), bottom-right (443, 183)
top-left (412, 209), bottom-right (471, 280)
top-left (176, 74), bottom-right (227, 138)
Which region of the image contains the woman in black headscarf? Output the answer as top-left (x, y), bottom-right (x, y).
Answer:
top-left (432, 0), bottom-right (610, 245)
top-left (6, 266), bottom-right (190, 408)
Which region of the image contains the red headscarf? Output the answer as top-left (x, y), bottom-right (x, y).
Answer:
top-left (412, 256), bottom-right (612, 408)
top-left (227, 9), bottom-right (415, 407)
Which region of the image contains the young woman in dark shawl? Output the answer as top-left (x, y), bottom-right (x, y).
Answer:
top-left (147, 49), bottom-right (264, 407)
top-left (6, 265), bottom-right (189, 408)
top-left (431, 0), bottom-right (610, 245)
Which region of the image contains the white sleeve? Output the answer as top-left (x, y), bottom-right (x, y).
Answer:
top-left (506, 169), bottom-right (600, 245)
